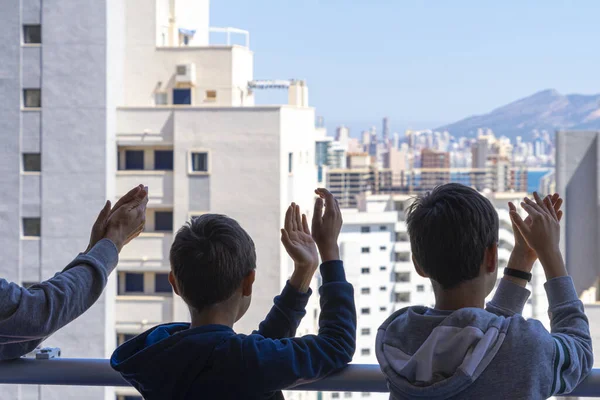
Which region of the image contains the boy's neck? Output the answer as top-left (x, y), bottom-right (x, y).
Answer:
top-left (433, 279), bottom-right (487, 311)
top-left (189, 305), bottom-right (238, 329)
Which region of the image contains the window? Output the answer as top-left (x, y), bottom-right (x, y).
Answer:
top-left (361, 287), bottom-right (370, 295)
top-left (23, 153), bottom-right (41, 172)
top-left (125, 150), bottom-right (144, 170)
top-left (361, 226), bottom-right (370, 233)
top-left (380, 246), bottom-right (386, 251)
top-left (379, 225), bottom-right (387, 231)
top-left (173, 88), bottom-right (191, 105)
top-left (23, 24), bottom-right (41, 44)
top-left (117, 333), bottom-right (137, 346)
top-left (361, 267), bottom-right (370, 274)
top-left (332, 394), bottom-right (340, 399)
top-left (361, 247), bottom-right (370, 253)
top-left (125, 273), bottom-right (144, 292)
top-left (205, 90), bottom-right (217, 102)
top-left (344, 393), bottom-right (352, 398)
top-left (154, 273), bottom-right (172, 293)
top-left (396, 252), bottom-right (410, 262)
top-left (361, 308), bottom-right (370, 315)
top-left (191, 152), bottom-right (208, 172)
top-left (22, 218), bottom-right (41, 237)
top-left (380, 306), bottom-right (387, 312)
top-left (396, 232), bottom-right (409, 242)
top-left (23, 89), bottom-right (41, 108)
top-left (395, 272), bottom-right (410, 282)
top-left (155, 92), bottom-right (168, 105)
top-left (155, 211), bottom-right (173, 232)
top-left (361, 393), bottom-right (371, 397)
top-left (288, 152), bottom-right (293, 174)
top-left (417, 284), bottom-right (425, 292)
top-left (395, 292), bottom-right (411, 303)
top-left (361, 328), bottom-right (371, 335)
top-left (379, 286), bottom-right (386, 291)
top-left (361, 348), bottom-right (371, 356)
top-left (379, 266), bottom-right (386, 271)
top-left (154, 150), bottom-right (173, 170)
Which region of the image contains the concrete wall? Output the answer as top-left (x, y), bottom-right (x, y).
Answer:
top-left (556, 131), bottom-right (600, 296)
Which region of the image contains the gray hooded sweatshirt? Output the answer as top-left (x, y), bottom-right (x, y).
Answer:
top-left (0, 239), bottom-right (118, 360)
top-left (376, 276), bottom-right (593, 399)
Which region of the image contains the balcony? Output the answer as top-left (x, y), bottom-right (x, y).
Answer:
top-left (116, 171), bottom-right (173, 207)
top-left (118, 232), bottom-right (172, 268)
top-left (394, 241), bottom-right (411, 253)
top-left (116, 296), bottom-right (173, 329)
top-left (0, 359), bottom-right (598, 397)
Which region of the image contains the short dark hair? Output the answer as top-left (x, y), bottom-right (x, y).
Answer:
top-left (170, 214), bottom-right (256, 311)
top-left (406, 183), bottom-right (499, 289)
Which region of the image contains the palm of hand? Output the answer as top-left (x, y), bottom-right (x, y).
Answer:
top-left (286, 229), bottom-right (319, 266)
top-left (515, 215), bottom-right (536, 256)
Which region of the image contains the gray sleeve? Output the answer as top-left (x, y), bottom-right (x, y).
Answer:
top-left (0, 239), bottom-right (119, 360)
top-left (543, 276), bottom-right (593, 396)
top-left (485, 277), bottom-right (530, 316)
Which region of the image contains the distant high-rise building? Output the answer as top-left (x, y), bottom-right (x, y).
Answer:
top-left (382, 117), bottom-right (390, 144)
top-left (335, 125), bottom-right (350, 145)
top-left (392, 132), bottom-right (400, 149)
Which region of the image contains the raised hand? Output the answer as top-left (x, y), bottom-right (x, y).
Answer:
top-left (311, 188), bottom-right (343, 262)
top-left (280, 202), bottom-right (319, 270)
top-left (507, 192), bottom-right (563, 268)
top-left (510, 192), bottom-right (566, 279)
top-left (281, 202), bottom-right (319, 292)
top-left (103, 186), bottom-right (149, 252)
top-left (85, 185), bottom-right (146, 253)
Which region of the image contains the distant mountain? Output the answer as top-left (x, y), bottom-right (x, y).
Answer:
top-left (436, 89), bottom-right (600, 140)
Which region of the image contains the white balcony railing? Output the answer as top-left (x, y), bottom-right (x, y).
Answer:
top-left (116, 171), bottom-right (173, 206)
top-left (0, 359), bottom-right (598, 397)
top-left (116, 296), bottom-right (173, 326)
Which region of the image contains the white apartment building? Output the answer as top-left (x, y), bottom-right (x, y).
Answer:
top-left (0, 1), bottom-right (318, 399)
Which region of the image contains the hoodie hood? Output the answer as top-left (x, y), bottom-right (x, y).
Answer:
top-left (111, 323), bottom-right (234, 399)
top-left (376, 306), bottom-right (512, 400)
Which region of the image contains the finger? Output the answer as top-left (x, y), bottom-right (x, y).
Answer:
top-left (551, 193), bottom-right (559, 204)
top-left (302, 214), bottom-right (310, 235)
top-left (291, 203), bottom-right (298, 231)
top-left (280, 228), bottom-right (292, 249)
top-left (532, 192), bottom-right (547, 212)
top-left (510, 211), bottom-right (530, 236)
top-left (557, 210), bottom-right (563, 221)
top-left (312, 197), bottom-right (323, 231)
top-left (508, 201), bottom-right (516, 213)
top-left (285, 204), bottom-right (293, 232)
top-left (553, 198), bottom-right (563, 213)
top-left (544, 195), bottom-right (558, 220)
top-left (521, 202), bottom-right (542, 218)
top-left (316, 188), bottom-right (335, 217)
top-left (111, 185), bottom-right (142, 215)
top-left (295, 204), bottom-right (302, 232)
top-left (524, 197), bottom-right (545, 215)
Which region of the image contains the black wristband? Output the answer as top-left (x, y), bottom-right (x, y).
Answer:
top-left (504, 267), bottom-right (532, 282)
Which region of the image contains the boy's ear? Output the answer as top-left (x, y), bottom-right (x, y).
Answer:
top-left (242, 270), bottom-right (256, 297)
top-left (413, 255), bottom-right (429, 278)
top-left (484, 243), bottom-right (498, 273)
top-left (168, 271), bottom-right (180, 296)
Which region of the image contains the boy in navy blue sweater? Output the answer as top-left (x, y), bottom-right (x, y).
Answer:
top-left (111, 188), bottom-right (356, 399)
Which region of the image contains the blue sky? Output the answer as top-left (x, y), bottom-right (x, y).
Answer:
top-left (211, 1), bottom-right (600, 135)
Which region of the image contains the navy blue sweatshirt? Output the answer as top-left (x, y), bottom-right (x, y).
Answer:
top-left (110, 260), bottom-right (356, 399)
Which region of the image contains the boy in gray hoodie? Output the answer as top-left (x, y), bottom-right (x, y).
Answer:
top-left (376, 183), bottom-right (592, 399)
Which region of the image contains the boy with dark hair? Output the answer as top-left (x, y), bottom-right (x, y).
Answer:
top-left (111, 188), bottom-right (356, 399)
top-left (376, 183), bottom-right (593, 399)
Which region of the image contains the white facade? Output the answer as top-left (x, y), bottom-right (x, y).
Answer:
top-left (1, 0), bottom-right (318, 399)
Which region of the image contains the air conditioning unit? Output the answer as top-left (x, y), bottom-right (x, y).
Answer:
top-left (175, 63), bottom-right (196, 84)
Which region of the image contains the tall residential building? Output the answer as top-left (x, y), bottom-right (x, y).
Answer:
top-left (0, 1), bottom-right (317, 399)
top-left (335, 125), bottom-right (350, 145)
top-left (382, 117), bottom-right (390, 144)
